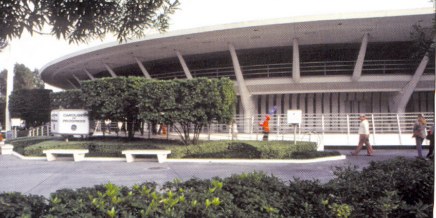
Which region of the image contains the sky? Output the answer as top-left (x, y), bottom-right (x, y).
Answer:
top-left (0, 0), bottom-right (434, 77)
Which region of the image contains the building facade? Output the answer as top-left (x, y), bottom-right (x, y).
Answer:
top-left (41, 8), bottom-right (435, 127)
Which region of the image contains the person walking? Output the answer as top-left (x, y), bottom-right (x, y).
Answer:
top-left (413, 114), bottom-right (427, 158)
top-left (426, 124), bottom-right (434, 159)
top-left (351, 114), bottom-right (374, 156)
top-left (259, 115), bottom-right (271, 141)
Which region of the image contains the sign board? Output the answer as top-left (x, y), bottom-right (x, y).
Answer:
top-left (51, 109), bottom-right (89, 135)
top-left (11, 118), bottom-right (23, 127)
top-left (287, 110), bottom-right (302, 125)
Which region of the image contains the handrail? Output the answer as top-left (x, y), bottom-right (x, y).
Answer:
top-left (154, 59), bottom-right (433, 80)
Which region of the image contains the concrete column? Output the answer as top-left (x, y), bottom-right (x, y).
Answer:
top-left (316, 93), bottom-right (323, 114)
top-left (389, 54), bottom-right (429, 113)
top-left (229, 44), bottom-right (254, 133)
top-left (72, 74), bottom-right (81, 87)
top-left (135, 58), bottom-right (152, 79)
top-left (352, 33), bottom-right (369, 82)
top-left (176, 50), bottom-right (193, 79)
top-left (67, 79), bottom-right (78, 89)
top-left (104, 64), bottom-right (117, 77)
top-left (84, 69), bottom-right (95, 80)
top-left (331, 93), bottom-right (339, 114)
top-left (292, 38), bottom-right (301, 82)
top-left (291, 94), bottom-right (298, 110)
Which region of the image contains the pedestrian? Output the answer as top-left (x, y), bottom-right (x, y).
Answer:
top-left (259, 115), bottom-right (271, 141)
top-left (412, 114), bottom-right (427, 158)
top-left (351, 114), bottom-right (374, 156)
top-left (426, 124), bottom-right (434, 159)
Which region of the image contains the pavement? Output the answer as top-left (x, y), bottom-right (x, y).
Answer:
top-left (0, 149), bottom-right (424, 197)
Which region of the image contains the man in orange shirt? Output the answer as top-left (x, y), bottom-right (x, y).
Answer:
top-left (259, 115), bottom-right (271, 141)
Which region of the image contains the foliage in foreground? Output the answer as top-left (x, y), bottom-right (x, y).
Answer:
top-left (0, 157), bottom-right (432, 217)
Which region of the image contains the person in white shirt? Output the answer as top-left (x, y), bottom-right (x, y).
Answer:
top-left (351, 114), bottom-right (374, 156)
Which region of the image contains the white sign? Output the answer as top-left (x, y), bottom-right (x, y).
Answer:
top-left (287, 110), bottom-right (302, 125)
top-left (51, 109), bottom-right (89, 135)
top-left (11, 118), bottom-right (24, 127)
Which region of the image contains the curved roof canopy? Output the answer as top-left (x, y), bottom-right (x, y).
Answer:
top-left (41, 8), bottom-right (435, 89)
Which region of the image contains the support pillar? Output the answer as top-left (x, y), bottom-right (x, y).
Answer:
top-left (389, 53), bottom-right (429, 113)
top-left (292, 38), bottom-right (301, 82)
top-left (135, 58), bottom-right (152, 79)
top-left (84, 69), bottom-right (95, 80)
top-left (229, 44), bottom-right (255, 133)
top-left (104, 64), bottom-right (117, 77)
top-left (176, 51), bottom-right (193, 79)
top-left (72, 74), bottom-right (81, 86)
top-left (352, 33), bottom-right (369, 82)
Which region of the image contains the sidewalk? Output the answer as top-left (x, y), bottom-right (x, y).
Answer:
top-left (0, 149), bottom-right (421, 197)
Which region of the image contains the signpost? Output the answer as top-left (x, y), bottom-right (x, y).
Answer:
top-left (51, 109), bottom-right (90, 140)
top-left (287, 110), bottom-right (302, 144)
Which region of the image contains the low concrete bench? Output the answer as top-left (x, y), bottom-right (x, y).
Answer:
top-left (122, 150), bottom-right (171, 163)
top-left (43, 149), bottom-right (89, 162)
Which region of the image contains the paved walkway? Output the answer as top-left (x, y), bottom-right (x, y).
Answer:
top-left (0, 149), bottom-right (422, 197)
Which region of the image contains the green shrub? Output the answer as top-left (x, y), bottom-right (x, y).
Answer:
top-left (22, 138), bottom-right (320, 159)
top-left (291, 150), bottom-right (342, 159)
top-left (8, 136), bottom-right (56, 154)
top-left (327, 157), bottom-right (433, 217)
top-left (0, 157), bottom-right (432, 217)
top-left (0, 192), bottom-right (47, 217)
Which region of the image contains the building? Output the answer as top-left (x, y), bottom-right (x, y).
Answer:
top-left (41, 8), bottom-right (435, 137)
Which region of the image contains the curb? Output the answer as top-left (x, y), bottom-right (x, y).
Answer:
top-left (165, 155), bottom-right (347, 163)
top-left (8, 152), bottom-right (346, 163)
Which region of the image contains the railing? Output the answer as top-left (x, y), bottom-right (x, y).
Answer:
top-left (18, 112), bottom-right (434, 146)
top-left (154, 59), bottom-right (434, 80)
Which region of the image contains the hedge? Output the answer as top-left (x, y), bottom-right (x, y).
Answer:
top-left (20, 138), bottom-right (322, 159)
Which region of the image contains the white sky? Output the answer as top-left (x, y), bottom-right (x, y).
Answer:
top-left (0, 0), bottom-right (433, 73)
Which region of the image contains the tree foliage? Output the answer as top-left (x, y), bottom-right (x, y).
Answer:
top-left (0, 0), bottom-right (180, 44)
top-left (139, 78), bottom-right (236, 145)
top-left (50, 89), bottom-right (84, 110)
top-left (13, 64), bottom-right (44, 90)
top-left (81, 77), bottom-right (144, 139)
top-left (9, 89), bottom-right (52, 128)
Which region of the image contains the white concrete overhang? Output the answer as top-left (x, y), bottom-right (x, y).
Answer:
top-left (40, 8), bottom-right (435, 89)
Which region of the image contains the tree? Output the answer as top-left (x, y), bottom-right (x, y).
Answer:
top-left (50, 89), bottom-right (84, 110)
top-left (139, 78), bottom-right (236, 145)
top-left (13, 64), bottom-right (44, 90)
top-left (0, 0), bottom-right (180, 44)
top-left (81, 77), bottom-right (145, 139)
top-left (9, 89), bottom-right (52, 128)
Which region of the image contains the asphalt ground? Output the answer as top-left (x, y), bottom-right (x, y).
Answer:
top-left (0, 149), bottom-right (425, 197)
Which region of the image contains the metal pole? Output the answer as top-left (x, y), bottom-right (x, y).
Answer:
top-left (346, 114), bottom-right (350, 145)
top-left (320, 114), bottom-right (325, 151)
top-left (396, 114), bottom-right (403, 145)
top-left (371, 114), bottom-right (376, 145)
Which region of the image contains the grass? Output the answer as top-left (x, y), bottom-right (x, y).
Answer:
top-left (11, 136), bottom-right (341, 159)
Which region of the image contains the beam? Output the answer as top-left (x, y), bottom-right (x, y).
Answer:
top-left (389, 53), bottom-right (429, 113)
top-left (135, 58), bottom-right (152, 79)
top-left (67, 79), bottom-right (78, 89)
top-left (84, 69), bottom-right (95, 80)
top-left (229, 43), bottom-right (255, 133)
top-left (72, 74), bottom-right (81, 86)
top-left (176, 50), bottom-right (193, 79)
top-left (292, 38), bottom-right (301, 82)
top-left (352, 33), bottom-right (369, 81)
top-left (104, 64), bottom-right (117, 77)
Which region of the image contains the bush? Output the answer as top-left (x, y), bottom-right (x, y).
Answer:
top-left (0, 157), bottom-right (432, 217)
top-left (327, 157), bottom-right (433, 217)
top-left (8, 136), bottom-right (57, 155)
top-left (0, 192), bottom-right (47, 217)
top-left (22, 138), bottom-right (321, 159)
